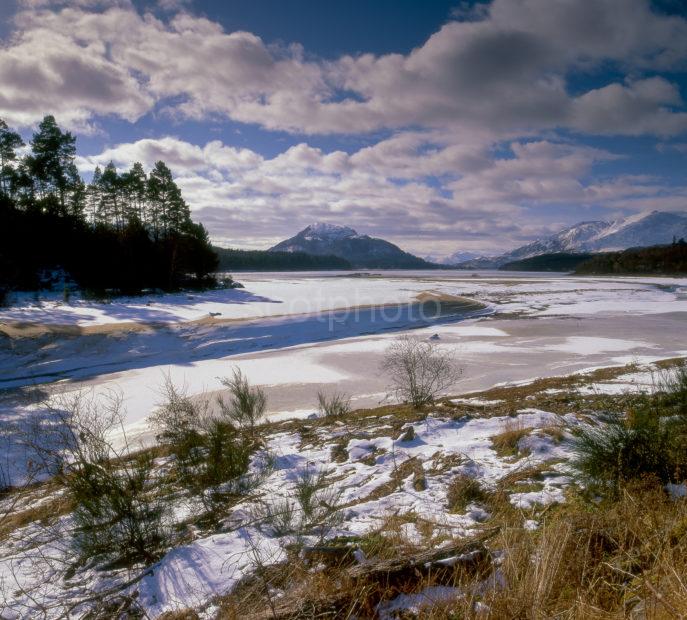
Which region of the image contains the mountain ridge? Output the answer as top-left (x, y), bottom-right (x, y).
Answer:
top-left (453, 211), bottom-right (687, 268)
top-left (269, 223), bottom-right (436, 269)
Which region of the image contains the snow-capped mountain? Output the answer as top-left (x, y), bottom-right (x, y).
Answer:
top-left (269, 223), bottom-right (434, 269)
top-left (425, 250), bottom-right (491, 265)
top-left (457, 211), bottom-right (687, 268)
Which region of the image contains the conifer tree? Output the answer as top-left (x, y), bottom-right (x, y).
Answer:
top-left (0, 119), bottom-right (24, 199)
top-left (26, 115), bottom-right (79, 214)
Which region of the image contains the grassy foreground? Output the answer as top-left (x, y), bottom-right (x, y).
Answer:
top-left (2, 358), bottom-right (687, 618)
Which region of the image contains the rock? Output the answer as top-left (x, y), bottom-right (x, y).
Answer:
top-left (399, 426), bottom-right (415, 442)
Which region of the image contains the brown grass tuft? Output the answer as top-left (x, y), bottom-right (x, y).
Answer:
top-left (491, 420), bottom-right (533, 457)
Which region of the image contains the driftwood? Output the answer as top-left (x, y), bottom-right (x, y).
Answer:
top-left (246, 527), bottom-right (500, 619)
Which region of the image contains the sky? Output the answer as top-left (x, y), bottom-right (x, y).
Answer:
top-left (1, 0), bottom-right (687, 256)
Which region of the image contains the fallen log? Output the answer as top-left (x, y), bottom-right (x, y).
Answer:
top-left (245, 527), bottom-right (500, 619)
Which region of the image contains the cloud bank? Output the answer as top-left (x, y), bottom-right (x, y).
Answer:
top-left (3, 0), bottom-right (687, 253)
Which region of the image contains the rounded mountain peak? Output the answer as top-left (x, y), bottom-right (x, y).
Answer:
top-left (302, 223), bottom-right (359, 239)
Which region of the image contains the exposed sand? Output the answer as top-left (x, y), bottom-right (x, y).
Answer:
top-left (0, 291), bottom-right (487, 339)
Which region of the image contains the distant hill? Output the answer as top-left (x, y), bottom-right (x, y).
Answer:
top-left (214, 247), bottom-right (351, 271)
top-left (269, 223), bottom-right (436, 269)
top-left (574, 242), bottom-right (687, 275)
top-left (455, 211), bottom-right (687, 269)
top-left (425, 250), bottom-right (489, 265)
top-left (499, 253), bottom-right (597, 272)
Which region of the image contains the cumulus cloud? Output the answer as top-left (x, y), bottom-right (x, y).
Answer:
top-left (77, 134), bottom-right (686, 254)
top-left (2, 0), bottom-right (687, 136)
top-left (571, 77), bottom-right (687, 136)
top-left (5, 0), bottom-right (687, 254)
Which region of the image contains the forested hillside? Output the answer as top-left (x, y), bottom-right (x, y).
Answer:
top-left (215, 247), bottom-right (351, 271)
top-left (0, 116), bottom-right (217, 295)
top-left (499, 252), bottom-right (596, 272)
top-left (574, 242), bottom-right (687, 275)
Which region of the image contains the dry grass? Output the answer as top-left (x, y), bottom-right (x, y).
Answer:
top-left (490, 420), bottom-right (533, 457)
top-left (0, 486), bottom-right (74, 540)
top-left (221, 481), bottom-right (687, 619)
top-left (352, 456), bottom-right (426, 505)
top-left (446, 473), bottom-right (488, 513)
top-left (476, 480), bottom-right (687, 618)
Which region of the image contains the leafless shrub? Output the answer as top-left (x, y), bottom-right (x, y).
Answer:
top-left (150, 374), bottom-right (210, 454)
top-left (218, 368), bottom-right (267, 435)
top-left (316, 390), bottom-right (351, 417)
top-left (381, 335), bottom-right (461, 408)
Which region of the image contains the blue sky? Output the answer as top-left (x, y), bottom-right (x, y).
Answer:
top-left (1, 0), bottom-right (686, 255)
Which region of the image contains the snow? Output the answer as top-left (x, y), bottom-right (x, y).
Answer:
top-left (542, 337), bottom-right (656, 356)
top-left (303, 222), bottom-right (358, 239)
top-left (1, 271), bottom-right (687, 615)
top-left (3, 272), bottom-right (686, 327)
top-left (128, 408), bottom-right (576, 616)
top-left (376, 585), bottom-right (461, 619)
top-left (136, 530), bottom-right (284, 618)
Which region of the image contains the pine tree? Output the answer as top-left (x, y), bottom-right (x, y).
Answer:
top-left (99, 162), bottom-right (122, 229)
top-left (121, 162), bottom-right (147, 224)
top-left (87, 166), bottom-right (103, 226)
top-left (0, 118), bottom-right (24, 199)
top-left (26, 115), bottom-right (79, 215)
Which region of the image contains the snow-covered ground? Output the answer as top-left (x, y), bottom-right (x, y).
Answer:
top-left (1, 271), bottom-right (686, 472)
top-left (2, 270), bottom-right (686, 326)
top-left (0, 358), bottom-right (672, 617)
top-left (1, 271), bottom-right (686, 617)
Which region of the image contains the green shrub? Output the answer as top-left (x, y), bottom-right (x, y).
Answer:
top-left (70, 451), bottom-right (169, 566)
top-left (151, 376), bottom-right (207, 460)
top-left (39, 390), bottom-right (170, 566)
top-left (656, 362), bottom-right (687, 416)
top-left (253, 467), bottom-right (342, 541)
top-left (572, 374), bottom-right (687, 493)
top-left (152, 379), bottom-right (255, 510)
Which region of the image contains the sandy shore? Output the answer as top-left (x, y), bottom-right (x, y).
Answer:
top-left (0, 291), bottom-right (486, 339)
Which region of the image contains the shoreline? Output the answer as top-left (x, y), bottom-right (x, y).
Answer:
top-left (0, 292), bottom-right (489, 339)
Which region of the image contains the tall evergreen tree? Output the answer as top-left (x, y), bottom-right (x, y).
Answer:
top-left (0, 116), bottom-right (218, 292)
top-left (0, 119), bottom-right (24, 199)
top-left (120, 162), bottom-right (147, 224)
top-left (25, 115), bottom-right (81, 215)
top-left (99, 162), bottom-right (122, 229)
top-left (87, 166), bottom-right (103, 226)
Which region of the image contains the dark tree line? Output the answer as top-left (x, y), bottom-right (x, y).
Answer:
top-left (0, 116), bottom-right (217, 294)
top-left (574, 241), bottom-right (687, 275)
top-left (214, 247), bottom-right (352, 271)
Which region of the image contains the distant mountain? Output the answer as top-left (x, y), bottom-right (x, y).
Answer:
top-left (424, 250), bottom-right (490, 265)
top-left (269, 223), bottom-right (436, 269)
top-left (456, 211), bottom-right (687, 268)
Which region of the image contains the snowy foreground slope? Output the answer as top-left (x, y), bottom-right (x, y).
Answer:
top-left (0, 361), bottom-right (669, 618)
top-left (1, 272), bottom-right (687, 617)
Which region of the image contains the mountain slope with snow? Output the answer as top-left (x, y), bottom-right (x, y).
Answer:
top-left (455, 211), bottom-right (687, 268)
top-left (269, 223), bottom-right (435, 269)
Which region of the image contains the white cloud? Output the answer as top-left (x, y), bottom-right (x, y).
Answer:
top-left (571, 77), bottom-right (687, 136)
top-left (5, 0), bottom-right (687, 255)
top-left (2, 0), bottom-right (687, 136)
top-left (78, 134), bottom-right (687, 254)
